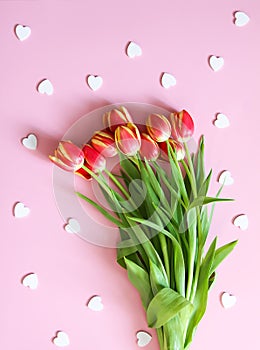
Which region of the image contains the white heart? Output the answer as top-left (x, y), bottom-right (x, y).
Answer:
top-left (126, 41), bottom-right (142, 58)
top-left (87, 296), bottom-right (104, 311)
top-left (234, 214), bottom-right (248, 231)
top-left (37, 79), bottom-right (54, 95)
top-left (218, 170), bottom-right (234, 186)
top-left (53, 331), bottom-right (70, 347)
top-left (22, 133), bottom-right (37, 150)
top-left (15, 24), bottom-right (31, 41)
top-left (87, 75), bottom-right (103, 91)
top-left (221, 292), bottom-right (237, 309)
top-left (14, 202), bottom-right (30, 218)
top-left (214, 113), bottom-right (230, 128)
top-left (22, 273), bottom-right (38, 290)
top-left (209, 56), bottom-right (224, 71)
top-left (161, 73), bottom-right (177, 88)
top-left (234, 11), bottom-right (250, 27)
top-left (65, 218), bottom-right (80, 234)
top-left (136, 331), bottom-right (152, 347)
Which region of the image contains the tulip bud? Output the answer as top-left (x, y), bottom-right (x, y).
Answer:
top-left (146, 114), bottom-right (171, 142)
top-left (49, 140), bottom-right (84, 172)
top-left (169, 110), bottom-right (194, 142)
top-left (159, 138), bottom-right (185, 161)
top-left (103, 106), bottom-right (133, 132)
top-left (139, 133), bottom-right (160, 161)
top-left (91, 130), bottom-right (117, 158)
top-left (115, 123), bottom-right (141, 156)
top-left (82, 144), bottom-right (106, 172)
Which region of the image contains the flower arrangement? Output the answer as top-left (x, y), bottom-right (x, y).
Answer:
top-left (50, 106), bottom-right (237, 350)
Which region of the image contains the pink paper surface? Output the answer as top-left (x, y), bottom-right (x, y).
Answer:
top-left (1, 1), bottom-right (259, 349)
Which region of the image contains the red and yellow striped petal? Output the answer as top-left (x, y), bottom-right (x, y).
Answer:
top-left (146, 114), bottom-right (171, 142)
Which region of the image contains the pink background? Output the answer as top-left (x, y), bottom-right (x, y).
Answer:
top-left (1, 1), bottom-right (259, 349)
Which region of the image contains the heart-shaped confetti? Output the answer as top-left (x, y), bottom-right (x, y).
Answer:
top-left (221, 292), bottom-right (237, 309)
top-left (161, 73), bottom-right (177, 89)
top-left (15, 24), bottom-right (31, 41)
top-left (22, 133), bottom-right (37, 150)
top-left (65, 218), bottom-right (80, 234)
top-left (213, 113), bottom-right (230, 128)
top-left (234, 214), bottom-right (248, 230)
top-left (126, 41), bottom-right (142, 58)
top-left (87, 75), bottom-right (103, 91)
top-left (218, 170), bottom-right (234, 186)
top-left (22, 273), bottom-right (38, 290)
top-left (53, 331), bottom-right (70, 347)
top-left (87, 296), bottom-right (104, 311)
top-left (37, 79), bottom-right (54, 95)
top-left (209, 55), bottom-right (224, 71)
top-left (136, 331), bottom-right (152, 347)
top-left (14, 202), bottom-right (30, 218)
top-left (234, 11), bottom-right (250, 27)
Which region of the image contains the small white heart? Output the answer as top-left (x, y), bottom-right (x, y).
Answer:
top-left (234, 11), bottom-right (250, 27)
top-left (136, 331), bottom-right (152, 347)
top-left (218, 170), bottom-right (234, 186)
top-left (221, 292), bottom-right (237, 309)
top-left (87, 296), bottom-right (104, 311)
top-left (209, 55), bottom-right (224, 71)
top-left (87, 75), bottom-right (103, 91)
top-left (14, 202), bottom-right (30, 218)
top-left (234, 214), bottom-right (248, 231)
top-left (214, 113), bottom-right (230, 128)
top-left (65, 218), bottom-right (80, 234)
top-left (37, 79), bottom-right (54, 95)
top-left (15, 24), bottom-right (31, 41)
top-left (161, 73), bottom-right (177, 89)
top-left (22, 133), bottom-right (37, 150)
top-left (22, 273), bottom-right (38, 290)
top-left (126, 41), bottom-right (142, 58)
top-left (53, 331), bottom-right (70, 347)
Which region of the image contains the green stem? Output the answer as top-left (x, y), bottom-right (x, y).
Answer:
top-left (158, 233), bottom-right (170, 283)
top-left (104, 168), bottom-right (130, 199)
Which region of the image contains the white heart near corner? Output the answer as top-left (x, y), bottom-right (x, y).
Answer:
top-left (53, 331), bottom-right (70, 347)
top-left (126, 41), bottom-right (142, 58)
top-left (22, 133), bottom-right (37, 150)
top-left (221, 292), bottom-right (237, 309)
top-left (87, 296), bottom-right (104, 311)
top-left (22, 273), bottom-right (38, 290)
top-left (136, 331), bottom-right (152, 347)
top-left (37, 79), bottom-right (54, 95)
top-left (15, 24), bottom-right (31, 41)
top-left (161, 73), bottom-right (177, 89)
top-left (234, 11), bottom-right (250, 27)
top-left (14, 202), bottom-right (30, 218)
top-left (87, 75), bottom-right (103, 91)
top-left (209, 55), bottom-right (224, 71)
top-left (214, 113), bottom-right (230, 128)
top-left (218, 170), bottom-right (234, 186)
top-left (65, 218), bottom-right (80, 234)
top-left (234, 214), bottom-right (248, 231)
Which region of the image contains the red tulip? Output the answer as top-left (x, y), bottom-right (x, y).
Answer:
top-left (91, 130), bottom-right (117, 157)
top-left (159, 138), bottom-right (185, 161)
top-left (75, 162), bottom-right (92, 180)
top-left (146, 114), bottom-right (171, 142)
top-left (139, 133), bottom-right (160, 161)
top-left (49, 141), bottom-right (84, 171)
top-left (103, 106), bottom-right (133, 132)
top-left (82, 144), bottom-right (106, 172)
top-left (115, 123), bottom-right (141, 156)
top-left (169, 110), bottom-right (194, 142)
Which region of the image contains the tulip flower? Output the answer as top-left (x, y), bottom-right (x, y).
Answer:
top-left (91, 130), bottom-right (117, 158)
top-left (49, 140), bottom-right (84, 171)
top-left (103, 106), bottom-right (133, 132)
top-left (115, 123), bottom-right (141, 156)
top-left (146, 113), bottom-right (171, 142)
top-left (169, 110), bottom-right (194, 142)
top-left (159, 138), bottom-right (185, 161)
top-left (82, 144), bottom-right (106, 172)
top-left (139, 133), bottom-right (160, 161)
top-left (75, 162), bottom-right (92, 180)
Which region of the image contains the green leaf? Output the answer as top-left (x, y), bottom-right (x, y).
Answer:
top-left (211, 240), bottom-right (238, 274)
top-left (149, 259), bottom-right (169, 295)
top-left (189, 196), bottom-right (234, 210)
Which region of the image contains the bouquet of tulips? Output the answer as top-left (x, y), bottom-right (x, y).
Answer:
top-left (50, 106), bottom-right (237, 350)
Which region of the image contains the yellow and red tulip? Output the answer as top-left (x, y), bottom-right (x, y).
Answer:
top-left (75, 162), bottom-right (93, 181)
top-left (91, 130), bottom-right (117, 158)
top-left (159, 138), bottom-right (185, 161)
top-left (139, 133), bottom-right (160, 161)
top-left (115, 123), bottom-right (141, 156)
top-left (49, 140), bottom-right (84, 171)
top-left (103, 106), bottom-right (133, 132)
top-left (82, 144), bottom-right (106, 172)
top-left (146, 113), bottom-right (171, 142)
top-left (169, 110), bottom-right (194, 142)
